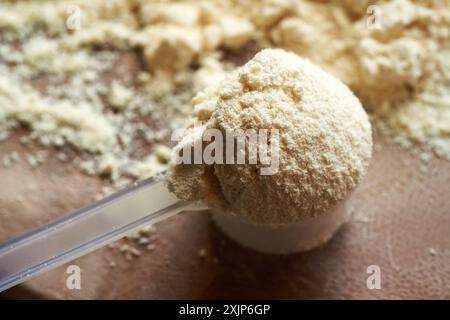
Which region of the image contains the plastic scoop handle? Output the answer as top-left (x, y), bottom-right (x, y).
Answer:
top-left (0, 174), bottom-right (196, 292)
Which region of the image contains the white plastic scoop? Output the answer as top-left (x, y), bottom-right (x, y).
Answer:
top-left (0, 174), bottom-right (201, 292)
top-left (0, 173), bottom-right (351, 292)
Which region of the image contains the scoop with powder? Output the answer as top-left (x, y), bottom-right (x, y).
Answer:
top-left (168, 49), bottom-right (372, 252)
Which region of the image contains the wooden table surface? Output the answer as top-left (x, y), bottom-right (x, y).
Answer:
top-left (1, 45), bottom-right (449, 300)
top-left (1, 128), bottom-right (449, 299)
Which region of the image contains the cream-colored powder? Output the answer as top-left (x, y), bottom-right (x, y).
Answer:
top-left (168, 49), bottom-right (372, 225)
top-left (109, 82), bottom-right (134, 110)
top-left (0, 0), bottom-right (449, 191)
top-left (0, 0), bottom-right (202, 187)
top-left (0, 74), bottom-right (116, 153)
top-left (267, 0), bottom-right (450, 160)
top-left (141, 25), bottom-right (203, 74)
top-left (193, 55), bottom-right (230, 92)
top-left (350, 0), bottom-right (450, 160)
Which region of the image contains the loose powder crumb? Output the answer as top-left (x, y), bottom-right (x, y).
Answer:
top-left (198, 248), bottom-right (207, 258)
top-left (428, 248), bottom-right (438, 256)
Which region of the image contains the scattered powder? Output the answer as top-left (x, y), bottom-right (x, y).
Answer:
top-left (130, 247), bottom-right (142, 257)
top-left (56, 152), bottom-right (69, 162)
top-left (118, 243), bottom-right (140, 261)
top-left (1, 0), bottom-right (448, 189)
top-left (106, 224), bottom-right (158, 260)
top-left (429, 247), bottom-right (438, 256)
top-left (0, 131), bottom-right (9, 141)
top-left (26, 155), bottom-right (39, 168)
top-left (168, 49), bottom-right (372, 225)
top-left (138, 237), bottom-right (150, 245)
top-left (108, 82), bottom-right (134, 111)
top-left (2, 151), bottom-right (20, 168)
top-left (198, 248), bottom-right (207, 258)
top-left (0, 74), bottom-right (116, 153)
top-left (267, 0), bottom-right (450, 160)
top-left (350, 0), bottom-right (450, 160)
top-left (0, 0), bottom-right (209, 189)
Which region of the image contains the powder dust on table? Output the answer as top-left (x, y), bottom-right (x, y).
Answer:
top-left (0, 0), bottom-right (448, 191)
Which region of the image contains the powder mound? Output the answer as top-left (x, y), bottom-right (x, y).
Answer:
top-left (170, 48), bottom-right (373, 224)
